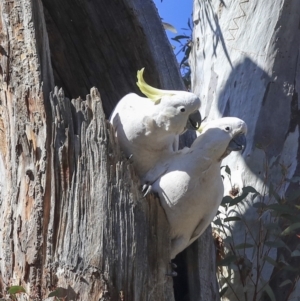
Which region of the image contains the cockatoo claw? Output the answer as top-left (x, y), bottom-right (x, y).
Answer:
top-left (142, 184), bottom-right (152, 197)
top-left (165, 261), bottom-right (178, 277)
top-left (165, 271), bottom-right (178, 277)
top-left (127, 154), bottom-right (133, 163)
top-left (170, 262), bottom-right (177, 269)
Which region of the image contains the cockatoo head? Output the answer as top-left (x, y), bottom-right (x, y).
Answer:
top-left (195, 117), bottom-right (247, 160)
top-left (158, 92), bottom-right (201, 133)
top-left (136, 68), bottom-right (201, 133)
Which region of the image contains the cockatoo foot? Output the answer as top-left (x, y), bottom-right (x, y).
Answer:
top-left (165, 261), bottom-right (178, 277)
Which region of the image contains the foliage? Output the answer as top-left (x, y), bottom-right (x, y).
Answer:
top-left (47, 287), bottom-right (68, 300)
top-left (162, 22), bottom-right (177, 34)
top-left (170, 18), bottom-right (193, 90)
top-left (1, 286), bottom-right (67, 301)
top-left (7, 287), bottom-right (26, 295)
top-left (214, 165), bottom-right (300, 301)
top-left (1, 286), bottom-right (27, 301)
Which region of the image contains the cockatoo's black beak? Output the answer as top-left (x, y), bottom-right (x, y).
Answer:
top-left (187, 110), bottom-right (202, 130)
top-left (227, 133), bottom-right (247, 152)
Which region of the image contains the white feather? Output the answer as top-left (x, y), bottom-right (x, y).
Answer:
top-left (143, 117), bottom-right (248, 259)
top-left (109, 92), bottom-right (201, 178)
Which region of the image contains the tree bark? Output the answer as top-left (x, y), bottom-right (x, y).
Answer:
top-left (47, 87), bottom-right (173, 301)
top-left (191, 0), bottom-right (300, 300)
top-left (0, 0), bottom-right (219, 300)
top-left (41, 0), bottom-right (186, 116)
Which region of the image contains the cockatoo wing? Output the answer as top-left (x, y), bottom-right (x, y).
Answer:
top-left (110, 68), bottom-right (202, 178)
top-left (148, 117), bottom-right (248, 259)
top-left (190, 217), bottom-right (210, 241)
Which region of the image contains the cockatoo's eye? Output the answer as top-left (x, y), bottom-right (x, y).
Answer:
top-left (225, 126), bottom-right (231, 131)
top-left (180, 107), bottom-right (186, 112)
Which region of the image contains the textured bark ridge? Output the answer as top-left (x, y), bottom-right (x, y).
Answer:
top-left (0, 0), bottom-right (176, 298)
top-left (46, 87), bottom-right (173, 300)
top-left (0, 0), bottom-right (52, 296)
top-left (1, 84), bottom-right (174, 301)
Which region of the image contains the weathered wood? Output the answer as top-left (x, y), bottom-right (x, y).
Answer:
top-left (185, 227), bottom-right (220, 301)
top-left (190, 0), bottom-right (300, 300)
top-left (173, 226), bottom-right (220, 301)
top-left (0, 0), bottom-right (212, 300)
top-left (0, 0), bottom-right (52, 298)
top-left (47, 87), bottom-right (173, 300)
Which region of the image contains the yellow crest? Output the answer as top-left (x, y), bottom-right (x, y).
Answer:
top-left (136, 68), bottom-right (175, 104)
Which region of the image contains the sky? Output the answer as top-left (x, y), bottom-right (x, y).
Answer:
top-left (153, 0), bottom-right (193, 61)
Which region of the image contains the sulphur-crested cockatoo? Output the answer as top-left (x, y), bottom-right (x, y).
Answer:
top-left (109, 68), bottom-right (201, 178)
top-left (142, 117), bottom-right (247, 259)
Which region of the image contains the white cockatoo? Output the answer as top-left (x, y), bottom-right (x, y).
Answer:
top-left (109, 68), bottom-right (201, 178)
top-left (142, 117), bottom-right (247, 259)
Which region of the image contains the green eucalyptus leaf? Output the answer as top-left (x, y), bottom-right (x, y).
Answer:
top-left (286, 189), bottom-right (300, 203)
top-left (280, 214), bottom-right (300, 223)
top-left (225, 165), bottom-right (231, 175)
top-left (219, 286), bottom-right (228, 297)
top-left (242, 186), bottom-right (259, 195)
top-left (253, 202), bottom-right (266, 209)
top-left (269, 156), bottom-right (279, 166)
top-left (184, 46), bottom-right (191, 56)
top-left (281, 222), bottom-right (300, 236)
top-left (171, 35), bottom-right (189, 41)
top-left (264, 222), bottom-right (280, 231)
top-left (187, 18), bottom-right (192, 30)
top-left (213, 218), bottom-right (222, 226)
top-left (224, 216), bottom-right (241, 222)
top-left (223, 236), bottom-right (233, 244)
top-left (285, 176), bottom-right (300, 183)
top-left (8, 286), bottom-right (26, 295)
top-left (279, 279), bottom-right (293, 287)
top-left (267, 204), bottom-right (295, 215)
top-left (264, 256), bottom-right (278, 267)
top-left (264, 284), bottom-right (276, 301)
top-left (265, 240), bottom-right (288, 249)
top-left (229, 193), bottom-right (248, 206)
top-left (234, 243), bottom-right (254, 250)
top-left (221, 196), bottom-right (233, 205)
top-left (269, 183), bottom-right (282, 203)
top-left (291, 250), bottom-right (300, 257)
top-left (48, 287), bottom-right (67, 298)
top-left (282, 265), bottom-right (299, 272)
top-left (217, 254), bottom-right (237, 266)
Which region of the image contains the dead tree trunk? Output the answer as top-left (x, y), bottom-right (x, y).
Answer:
top-left (47, 87), bottom-right (173, 300)
top-left (0, 0), bottom-right (219, 300)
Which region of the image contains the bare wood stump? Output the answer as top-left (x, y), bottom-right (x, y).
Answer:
top-left (46, 87), bottom-right (174, 300)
